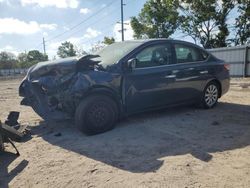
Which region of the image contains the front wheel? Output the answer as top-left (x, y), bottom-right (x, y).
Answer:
top-left (75, 95), bottom-right (118, 135)
top-left (201, 82), bottom-right (219, 109)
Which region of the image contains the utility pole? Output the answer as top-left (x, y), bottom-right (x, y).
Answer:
top-left (121, 0), bottom-right (124, 41)
top-left (42, 37), bottom-right (46, 55)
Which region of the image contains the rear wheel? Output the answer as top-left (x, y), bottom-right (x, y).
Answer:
top-left (201, 81), bottom-right (219, 109)
top-left (75, 95), bottom-right (118, 135)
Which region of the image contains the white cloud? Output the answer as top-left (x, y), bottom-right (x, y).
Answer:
top-left (0, 45), bottom-right (20, 56)
top-left (20, 0), bottom-right (79, 9)
top-left (68, 37), bottom-right (83, 44)
top-left (40, 24), bottom-right (57, 30)
top-left (80, 8), bottom-right (91, 14)
top-left (0, 18), bottom-right (57, 35)
top-left (83, 28), bottom-right (102, 39)
top-left (47, 41), bottom-right (61, 58)
top-left (63, 26), bottom-right (70, 31)
top-left (114, 20), bottom-right (134, 41)
top-left (42, 32), bottom-right (48, 37)
top-left (67, 37), bottom-right (92, 53)
top-left (0, 0), bottom-right (11, 5)
top-left (2, 45), bottom-right (14, 50)
top-left (0, 18), bottom-right (40, 35)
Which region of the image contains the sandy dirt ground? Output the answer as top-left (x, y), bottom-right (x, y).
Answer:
top-left (0, 78), bottom-right (250, 188)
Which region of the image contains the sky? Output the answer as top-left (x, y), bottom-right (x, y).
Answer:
top-left (0, 0), bottom-right (239, 59)
top-left (0, 0), bottom-right (147, 58)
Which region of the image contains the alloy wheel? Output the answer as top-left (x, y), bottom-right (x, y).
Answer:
top-left (204, 84), bottom-right (218, 107)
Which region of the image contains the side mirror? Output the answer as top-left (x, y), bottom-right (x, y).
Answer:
top-left (127, 58), bottom-right (137, 70)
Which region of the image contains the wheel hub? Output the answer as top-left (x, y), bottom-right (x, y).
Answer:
top-left (205, 84), bottom-right (218, 107)
top-left (87, 102), bottom-right (109, 127)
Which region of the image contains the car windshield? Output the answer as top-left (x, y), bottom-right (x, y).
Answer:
top-left (92, 41), bottom-right (143, 69)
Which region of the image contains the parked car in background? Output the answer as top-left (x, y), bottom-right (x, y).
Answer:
top-left (19, 39), bottom-right (230, 135)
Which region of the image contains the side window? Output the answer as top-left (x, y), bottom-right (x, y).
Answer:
top-left (174, 44), bottom-right (208, 64)
top-left (135, 44), bottom-right (172, 68)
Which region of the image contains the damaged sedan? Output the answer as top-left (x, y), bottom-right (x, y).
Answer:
top-left (19, 39), bottom-right (230, 135)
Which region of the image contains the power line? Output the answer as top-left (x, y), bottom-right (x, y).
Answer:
top-left (34, 0), bottom-right (132, 50)
top-left (73, 22), bottom-right (117, 47)
top-left (45, 0), bottom-right (117, 43)
top-left (33, 0), bottom-right (133, 53)
top-left (53, 2), bottom-right (120, 42)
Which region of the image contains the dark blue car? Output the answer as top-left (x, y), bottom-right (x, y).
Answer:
top-left (19, 39), bottom-right (230, 135)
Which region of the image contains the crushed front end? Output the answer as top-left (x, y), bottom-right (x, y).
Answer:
top-left (19, 56), bottom-right (96, 121)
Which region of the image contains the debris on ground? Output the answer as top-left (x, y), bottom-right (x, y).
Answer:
top-left (0, 111), bottom-right (29, 155)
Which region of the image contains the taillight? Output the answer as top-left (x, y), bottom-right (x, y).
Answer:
top-left (224, 64), bottom-right (230, 71)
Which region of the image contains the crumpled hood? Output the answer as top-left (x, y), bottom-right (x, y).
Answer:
top-left (28, 56), bottom-right (79, 80)
top-left (27, 55), bottom-right (102, 80)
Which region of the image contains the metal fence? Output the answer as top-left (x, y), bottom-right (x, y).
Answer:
top-left (0, 68), bottom-right (28, 76)
top-left (209, 45), bottom-right (250, 77)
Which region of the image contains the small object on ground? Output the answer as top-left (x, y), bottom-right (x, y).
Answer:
top-left (241, 83), bottom-right (250, 88)
top-left (54, 133), bottom-right (62, 137)
top-left (5, 111), bottom-right (20, 127)
top-left (0, 112), bottom-right (28, 155)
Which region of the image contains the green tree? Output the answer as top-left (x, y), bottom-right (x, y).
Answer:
top-left (17, 52), bottom-right (43, 68)
top-left (0, 51), bottom-right (17, 69)
top-left (131, 0), bottom-right (180, 39)
top-left (179, 0), bottom-right (235, 48)
top-left (27, 50), bottom-right (48, 64)
top-left (17, 52), bottom-right (28, 63)
top-left (234, 0), bottom-right (250, 45)
top-left (214, 0), bottom-right (235, 47)
top-left (102, 37), bottom-right (115, 45)
top-left (57, 41), bottom-right (77, 58)
top-left (16, 52), bottom-right (29, 68)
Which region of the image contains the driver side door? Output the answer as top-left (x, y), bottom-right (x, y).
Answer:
top-left (124, 42), bottom-right (175, 113)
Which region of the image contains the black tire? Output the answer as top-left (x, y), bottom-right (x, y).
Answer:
top-left (75, 95), bottom-right (118, 135)
top-left (201, 81), bottom-right (219, 109)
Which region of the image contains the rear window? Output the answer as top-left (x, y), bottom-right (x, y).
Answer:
top-left (174, 44), bottom-right (208, 64)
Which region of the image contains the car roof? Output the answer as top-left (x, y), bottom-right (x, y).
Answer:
top-left (121, 38), bottom-right (172, 44)
top-left (120, 38), bottom-right (201, 48)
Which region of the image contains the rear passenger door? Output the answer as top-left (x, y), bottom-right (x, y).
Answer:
top-left (169, 42), bottom-right (209, 103)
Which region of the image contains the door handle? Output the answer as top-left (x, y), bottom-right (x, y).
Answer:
top-left (165, 75), bottom-right (176, 78)
top-left (200, 71), bottom-right (208, 74)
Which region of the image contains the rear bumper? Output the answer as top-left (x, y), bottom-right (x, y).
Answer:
top-left (221, 78), bottom-right (230, 97)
